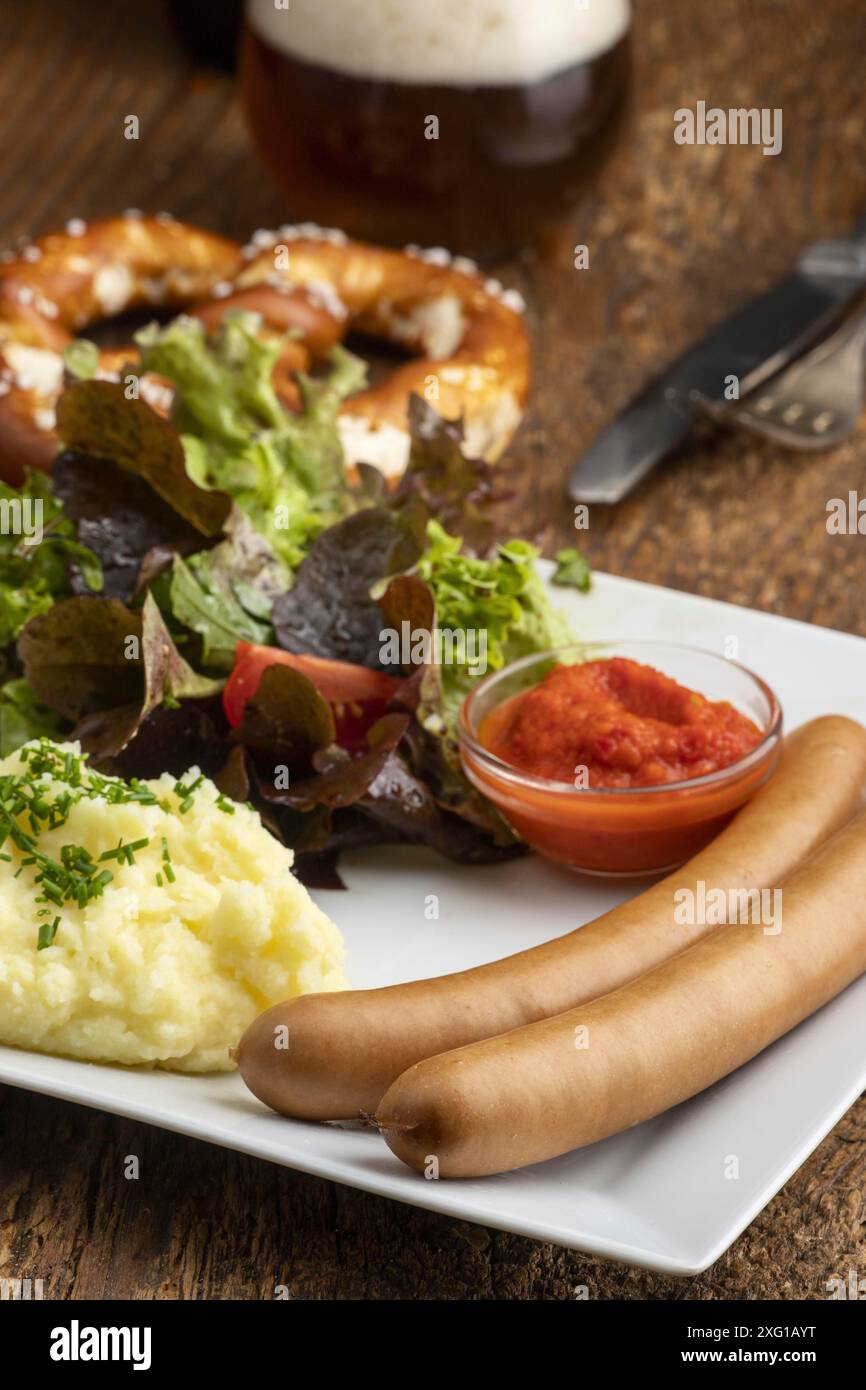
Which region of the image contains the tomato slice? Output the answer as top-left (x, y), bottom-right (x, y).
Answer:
top-left (223, 642), bottom-right (399, 750)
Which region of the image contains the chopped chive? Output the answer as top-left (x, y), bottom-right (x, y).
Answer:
top-left (37, 917), bottom-right (60, 950)
top-left (1, 738), bottom-right (197, 946)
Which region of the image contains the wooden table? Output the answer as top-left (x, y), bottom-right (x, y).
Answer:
top-left (1, 0), bottom-right (864, 1300)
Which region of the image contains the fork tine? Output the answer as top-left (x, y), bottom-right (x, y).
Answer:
top-left (672, 309), bottom-right (866, 450)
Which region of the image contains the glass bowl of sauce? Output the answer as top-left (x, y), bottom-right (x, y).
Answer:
top-left (458, 642), bottom-right (783, 876)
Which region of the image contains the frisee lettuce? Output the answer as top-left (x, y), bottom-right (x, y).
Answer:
top-left (415, 520), bottom-right (573, 728)
top-left (0, 470), bottom-right (101, 648)
top-left (136, 312), bottom-right (366, 569)
top-left (552, 546), bottom-right (592, 592)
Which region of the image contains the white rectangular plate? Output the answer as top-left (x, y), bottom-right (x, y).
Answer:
top-left (2, 569), bottom-right (865, 1276)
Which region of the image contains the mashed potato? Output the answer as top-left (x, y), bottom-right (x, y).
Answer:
top-left (0, 741), bottom-right (346, 1071)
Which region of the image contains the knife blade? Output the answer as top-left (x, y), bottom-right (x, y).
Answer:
top-left (568, 216), bottom-right (866, 504)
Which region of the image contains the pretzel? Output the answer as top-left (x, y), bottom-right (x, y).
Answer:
top-left (0, 214), bottom-right (243, 483)
top-left (0, 215), bottom-right (531, 487)
top-left (235, 224), bottom-right (531, 478)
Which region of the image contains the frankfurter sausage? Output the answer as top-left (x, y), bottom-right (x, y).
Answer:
top-left (379, 808), bottom-right (866, 1177)
top-left (236, 716), bottom-right (866, 1120)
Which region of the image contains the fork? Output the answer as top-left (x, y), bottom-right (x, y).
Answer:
top-left (680, 305), bottom-right (866, 450)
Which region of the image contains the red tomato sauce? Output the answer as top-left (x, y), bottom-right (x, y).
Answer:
top-left (482, 658), bottom-right (763, 788)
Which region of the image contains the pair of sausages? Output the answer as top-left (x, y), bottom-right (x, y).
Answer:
top-left (237, 716), bottom-right (866, 1138)
top-left (379, 804), bottom-right (866, 1176)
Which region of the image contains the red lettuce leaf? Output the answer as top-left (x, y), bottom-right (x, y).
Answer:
top-left (52, 450), bottom-right (202, 602)
top-left (18, 593), bottom-right (221, 759)
top-left (232, 662), bottom-right (335, 770)
top-left (55, 380), bottom-right (231, 536)
top-left (111, 701), bottom-right (227, 781)
top-left (257, 711), bottom-right (523, 871)
top-left (271, 505), bottom-right (425, 668)
top-left (391, 395), bottom-right (515, 558)
top-left (256, 714), bottom-right (410, 812)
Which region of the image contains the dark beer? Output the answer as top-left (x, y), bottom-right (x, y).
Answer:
top-left (240, 0), bottom-right (631, 257)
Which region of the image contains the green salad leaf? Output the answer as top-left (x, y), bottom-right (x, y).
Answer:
top-left (414, 520), bottom-right (572, 728)
top-left (61, 339), bottom-right (100, 381)
top-left (0, 678), bottom-right (62, 756)
top-left (0, 470), bottom-right (102, 648)
top-left (191, 506), bottom-right (286, 616)
top-left (552, 546), bottom-right (592, 592)
top-left (136, 312), bottom-right (367, 569)
top-left (169, 554), bottom-right (272, 671)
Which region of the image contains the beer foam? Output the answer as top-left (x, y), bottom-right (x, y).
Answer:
top-left (248, 0), bottom-right (630, 87)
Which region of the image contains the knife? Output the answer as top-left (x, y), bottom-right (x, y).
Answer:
top-left (568, 216), bottom-right (866, 504)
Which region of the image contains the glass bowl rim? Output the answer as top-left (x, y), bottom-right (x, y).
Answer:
top-left (457, 639), bottom-right (784, 798)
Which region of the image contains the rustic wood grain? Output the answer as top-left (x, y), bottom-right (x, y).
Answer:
top-left (0, 0), bottom-right (864, 1301)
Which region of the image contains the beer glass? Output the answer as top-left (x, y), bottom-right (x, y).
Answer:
top-left (240, 0), bottom-right (631, 257)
